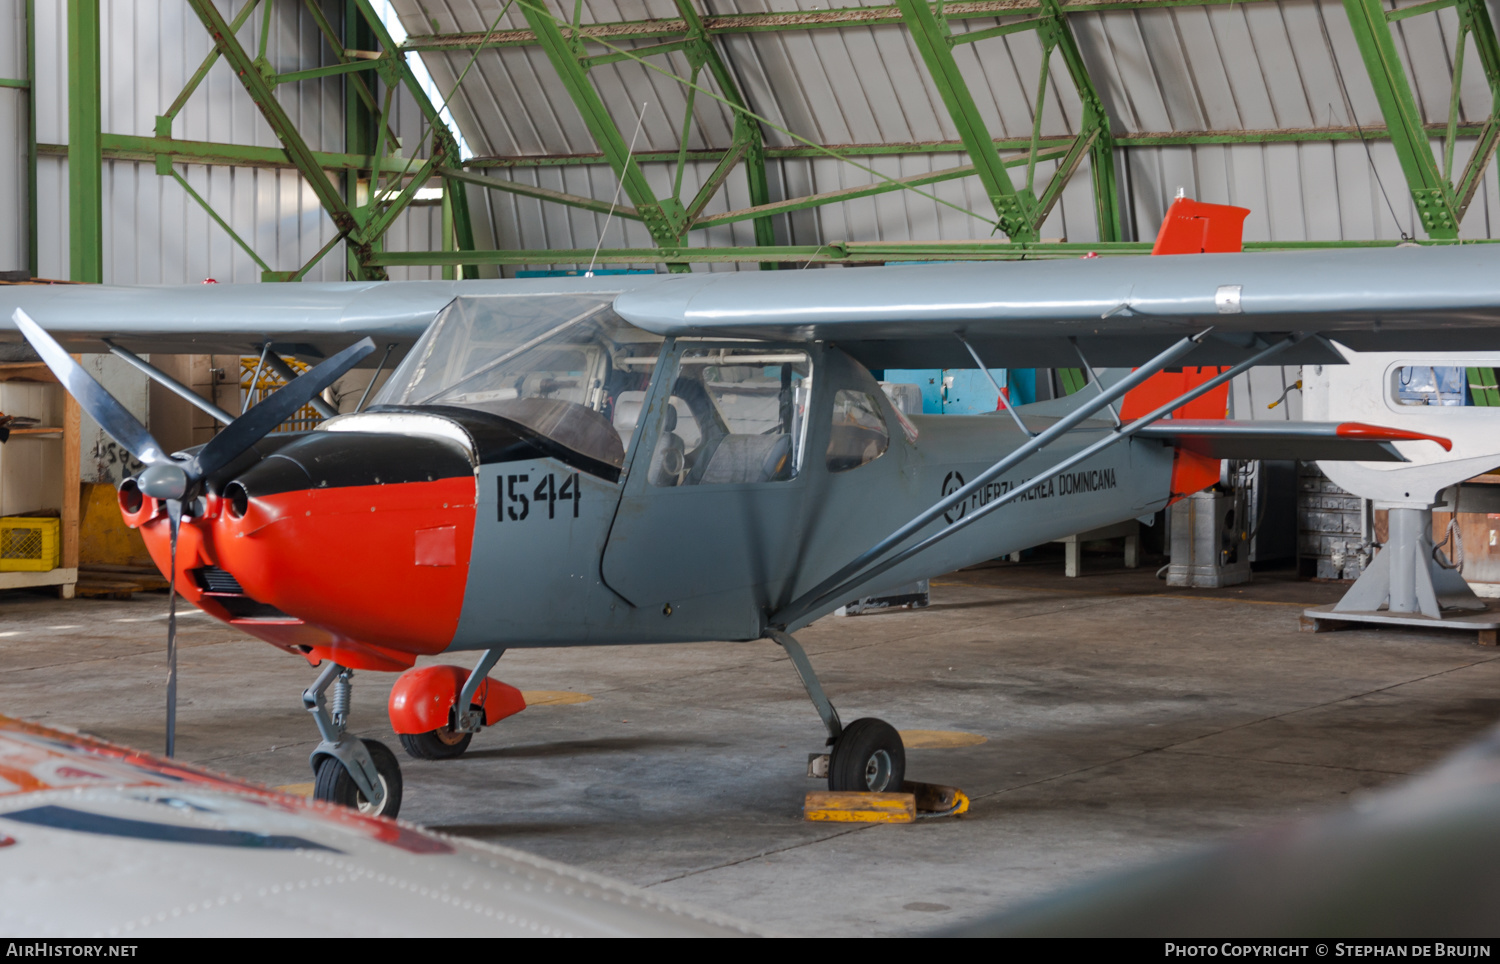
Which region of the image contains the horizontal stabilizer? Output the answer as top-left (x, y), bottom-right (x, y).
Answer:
top-left (1134, 420), bottom-right (1452, 462)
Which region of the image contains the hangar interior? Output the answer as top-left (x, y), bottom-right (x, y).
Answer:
top-left (4, 0), bottom-right (1500, 936)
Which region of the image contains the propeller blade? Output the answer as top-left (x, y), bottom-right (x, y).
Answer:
top-left (164, 499), bottom-right (181, 758)
top-left (193, 337), bottom-right (375, 478)
top-left (12, 309), bottom-right (168, 466)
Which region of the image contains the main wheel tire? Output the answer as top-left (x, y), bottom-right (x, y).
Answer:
top-left (399, 727), bottom-right (473, 760)
top-left (828, 718), bottom-right (905, 793)
top-left (397, 703), bottom-right (481, 760)
top-left (313, 739), bottom-right (403, 818)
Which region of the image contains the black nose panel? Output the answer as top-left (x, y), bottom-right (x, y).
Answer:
top-left (233, 432), bottom-right (473, 497)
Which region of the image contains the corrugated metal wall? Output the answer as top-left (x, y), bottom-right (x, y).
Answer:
top-left (25, 0), bottom-right (441, 285)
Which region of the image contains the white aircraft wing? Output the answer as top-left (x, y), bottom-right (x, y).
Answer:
top-left (0, 715), bottom-right (757, 937)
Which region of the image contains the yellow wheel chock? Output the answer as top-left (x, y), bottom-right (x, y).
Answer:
top-left (803, 781), bottom-right (969, 824)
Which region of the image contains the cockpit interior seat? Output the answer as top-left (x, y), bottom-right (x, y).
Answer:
top-left (700, 433), bottom-right (792, 484)
top-left (614, 391), bottom-right (686, 486)
top-left (612, 391), bottom-right (648, 450)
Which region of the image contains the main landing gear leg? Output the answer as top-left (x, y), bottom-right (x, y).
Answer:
top-left (766, 629), bottom-right (905, 794)
top-left (303, 662), bottom-right (403, 818)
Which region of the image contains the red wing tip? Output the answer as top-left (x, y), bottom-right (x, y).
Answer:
top-left (1336, 422), bottom-right (1454, 452)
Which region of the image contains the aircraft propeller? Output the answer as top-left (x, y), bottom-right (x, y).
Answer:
top-left (11, 308), bottom-right (374, 756)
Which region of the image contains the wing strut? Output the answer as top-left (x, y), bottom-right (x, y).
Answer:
top-left (102, 340), bottom-right (236, 426)
top-left (769, 331), bottom-right (1303, 630)
top-left (955, 333), bottom-right (1033, 438)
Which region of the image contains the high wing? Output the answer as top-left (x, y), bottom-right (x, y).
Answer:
top-left (0, 275), bottom-right (671, 359)
top-left (611, 245), bottom-right (1500, 368)
top-left (6, 245), bottom-right (1500, 368)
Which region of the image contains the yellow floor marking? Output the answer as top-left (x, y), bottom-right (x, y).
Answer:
top-left (900, 729), bottom-right (988, 749)
top-left (275, 782), bottom-right (314, 797)
top-left (522, 690), bottom-right (594, 706)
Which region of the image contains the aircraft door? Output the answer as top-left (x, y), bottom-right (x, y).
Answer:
top-left (600, 342), bottom-right (817, 640)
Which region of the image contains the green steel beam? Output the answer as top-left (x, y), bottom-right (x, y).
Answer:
top-left (1343, 0), bottom-right (1463, 237)
top-left (54, 134), bottom-right (423, 172)
top-left (464, 122), bottom-right (1491, 167)
top-left (1036, 0), bottom-right (1121, 240)
top-left (344, 2), bottom-right (378, 279)
top-left (42, 122), bottom-right (1478, 178)
top-left (440, 165), bottom-right (643, 219)
top-left (671, 0), bottom-right (775, 255)
top-left (1451, 0), bottom-right (1500, 217)
top-left (185, 0), bottom-right (380, 275)
top-left (403, 0), bottom-right (1283, 51)
top-left (349, 0), bottom-right (477, 277)
top-left (366, 235), bottom-right (1500, 267)
top-left (159, 0), bottom-right (261, 128)
top-left (68, 0), bottom-right (102, 283)
top-left (895, 0), bottom-right (1035, 238)
top-left (512, 0), bottom-right (775, 269)
top-left (25, 0), bottom-right (36, 277)
top-left (692, 145), bottom-right (1070, 228)
top-left (519, 0), bottom-right (681, 252)
top-left (0, 78), bottom-right (29, 89)
top-left (273, 58), bottom-right (384, 85)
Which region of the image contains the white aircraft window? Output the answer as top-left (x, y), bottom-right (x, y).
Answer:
top-left (372, 294), bottom-right (665, 472)
top-left (649, 348), bottom-right (812, 486)
top-left (1392, 366), bottom-right (1489, 407)
top-left (826, 390), bottom-right (890, 472)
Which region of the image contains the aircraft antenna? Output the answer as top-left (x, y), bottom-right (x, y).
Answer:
top-left (586, 102), bottom-right (649, 278)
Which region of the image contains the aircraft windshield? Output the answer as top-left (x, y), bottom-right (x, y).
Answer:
top-left (372, 294), bottom-right (664, 470)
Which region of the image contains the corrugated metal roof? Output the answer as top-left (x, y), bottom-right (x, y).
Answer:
top-left (391, 0), bottom-right (1500, 264)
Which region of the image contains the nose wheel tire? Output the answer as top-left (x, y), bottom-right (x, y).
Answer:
top-left (399, 726), bottom-right (474, 761)
top-left (828, 717), bottom-right (905, 793)
top-left (313, 738), bottom-right (403, 818)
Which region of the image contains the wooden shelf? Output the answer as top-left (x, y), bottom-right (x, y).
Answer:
top-left (9, 426), bottom-right (61, 436)
top-left (0, 362), bottom-right (58, 384)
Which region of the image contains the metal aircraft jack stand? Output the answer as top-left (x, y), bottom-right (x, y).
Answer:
top-left (768, 630), bottom-right (969, 823)
top-left (1302, 505), bottom-right (1500, 646)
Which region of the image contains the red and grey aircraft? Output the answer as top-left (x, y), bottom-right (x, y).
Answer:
top-left (1, 200), bottom-right (1483, 818)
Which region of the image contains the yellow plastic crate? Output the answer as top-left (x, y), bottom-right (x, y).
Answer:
top-left (0, 517), bottom-right (61, 572)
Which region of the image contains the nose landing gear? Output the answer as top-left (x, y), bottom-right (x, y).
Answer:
top-left (767, 629), bottom-right (906, 793)
top-left (303, 663), bottom-right (403, 818)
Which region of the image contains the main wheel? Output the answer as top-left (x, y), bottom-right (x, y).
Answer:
top-left (398, 703), bottom-right (481, 760)
top-left (313, 739), bottom-right (403, 818)
top-left (828, 718), bottom-right (906, 793)
top-left (399, 726), bottom-right (473, 760)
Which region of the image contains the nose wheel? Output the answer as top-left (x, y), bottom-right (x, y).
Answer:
top-left (313, 738), bottom-right (404, 816)
top-left (302, 663), bottom-right (403, 819)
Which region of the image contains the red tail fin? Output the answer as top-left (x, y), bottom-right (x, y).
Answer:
top-left (1120, 196), bottom-right (1249, 498)
top-left (1150, 196), bottom-right (1250, 255)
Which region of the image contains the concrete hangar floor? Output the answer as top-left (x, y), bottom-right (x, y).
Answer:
top-left (4, 552), bottom-right (1498, 936)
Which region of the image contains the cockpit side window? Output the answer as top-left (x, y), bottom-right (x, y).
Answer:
top-left (646, 347), bottom-right (813, 486)
top-left (826, 390), bottom-right (890, 472)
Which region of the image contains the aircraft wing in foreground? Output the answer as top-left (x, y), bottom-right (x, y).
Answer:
top-left (0, 715), bottom-right (756, 937)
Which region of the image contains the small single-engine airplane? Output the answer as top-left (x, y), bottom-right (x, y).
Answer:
top-left (2, 199), bottom-right (1488, 819)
